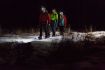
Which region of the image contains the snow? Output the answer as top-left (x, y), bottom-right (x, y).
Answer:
top-left (0, 31), bottom-right (105, 43)
top-left (0, 35), bottom-right (63, 43)
top-left (88, 31), bottom-right (105, 38)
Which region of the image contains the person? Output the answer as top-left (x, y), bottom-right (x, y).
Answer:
top-left (50, 9), bottom-right (58, 36)
top-left (59, 11), bottom-right (67, 36)
top-left (38, 6), bottom-right (50, 39)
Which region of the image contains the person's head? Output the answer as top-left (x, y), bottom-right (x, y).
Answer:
top-left (60, 11), bottom-right (64, 16)
top-left (41, 6), bottom-right (46, 13)
top-left (52, 9), bottom-right (56, 13)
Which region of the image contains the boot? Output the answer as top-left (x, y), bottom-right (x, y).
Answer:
top-left (45, 35), bottom-right (50, 39)
top-left (38, 36), bottom-right (42, 40)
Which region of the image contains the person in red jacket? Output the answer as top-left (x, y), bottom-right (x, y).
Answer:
top-left (38, 6), bottom-right (50, 39)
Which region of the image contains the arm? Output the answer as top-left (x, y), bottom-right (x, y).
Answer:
top-left (56, 13), bottom-right (58, 20)
top-left (46, 14), bottom-right (50, 24)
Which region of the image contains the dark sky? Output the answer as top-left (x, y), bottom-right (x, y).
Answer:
top-left (0, 0), bottom-right (105, 30)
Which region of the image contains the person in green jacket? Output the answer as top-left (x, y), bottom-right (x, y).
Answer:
top-left (50, 9), bottom-right (58, 36)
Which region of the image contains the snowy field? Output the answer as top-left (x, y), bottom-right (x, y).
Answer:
top-left (0, 31), bottom-right (105, 43)
top-left (0, 31), bottom-right (105, 70)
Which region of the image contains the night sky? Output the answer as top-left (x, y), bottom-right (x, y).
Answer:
top-left (0, 0), bottom-right (105, 30)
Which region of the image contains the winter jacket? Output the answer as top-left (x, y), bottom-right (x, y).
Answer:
top-left (50, 12), bottom-right (58, 23)
top-left (39, 12), bottom-right (50, 24)
top-left (59, 15), bottom-right (67, 27)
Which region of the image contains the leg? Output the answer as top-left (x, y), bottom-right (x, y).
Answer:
top-left (38, 24), bottom-right (43, 39)
top-left (51, 23), bottom-right (55, 36)
top-left (46, 24), bottom-right (50, 37)
top-left (52, 23), bottom-right (55, 36)
top-left (44, 24), bottom-right (49, 38)
top-left (54, 22), bottom-right (58, 31)
top-left (59, 26), bottom-right (62, 35)
top-left (60, 26), bottom-right (64, 35)
top-left (62, 26), bottom-right (64, 36)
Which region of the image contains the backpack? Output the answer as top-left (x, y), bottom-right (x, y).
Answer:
top-left (64, 15), bottom-right (67, 27)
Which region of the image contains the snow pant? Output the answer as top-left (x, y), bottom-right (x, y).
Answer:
top-left (54, 22), bottom-right (58, 30)
top-left (50, 21), bottom-right (58, 36)
top-left (39, 23), bottom-right (50, 37)
top-left (59, 26), bottom-right (64, 35)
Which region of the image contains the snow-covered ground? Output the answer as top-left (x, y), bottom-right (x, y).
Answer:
top-left (0, 31), bottom-right (105, 44)
top-left (0, 35), bottom-right (63, 43)
top-left (88, 31), bottom-right (105, 38)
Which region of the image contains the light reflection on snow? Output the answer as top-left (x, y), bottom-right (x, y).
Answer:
top-left (88, 31), bottom-right (105, 38)
top-left (0, 31), bottom-right (105, 43)
top-left (0, 38), bottom-right (35, 43)
top-left (0, 36), bottom-right (63, 43)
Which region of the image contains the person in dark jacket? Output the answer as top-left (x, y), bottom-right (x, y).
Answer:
top-left (38, 6), bottom-right (50, 39)
top-left (59, 11), bottom-right (67, 36)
